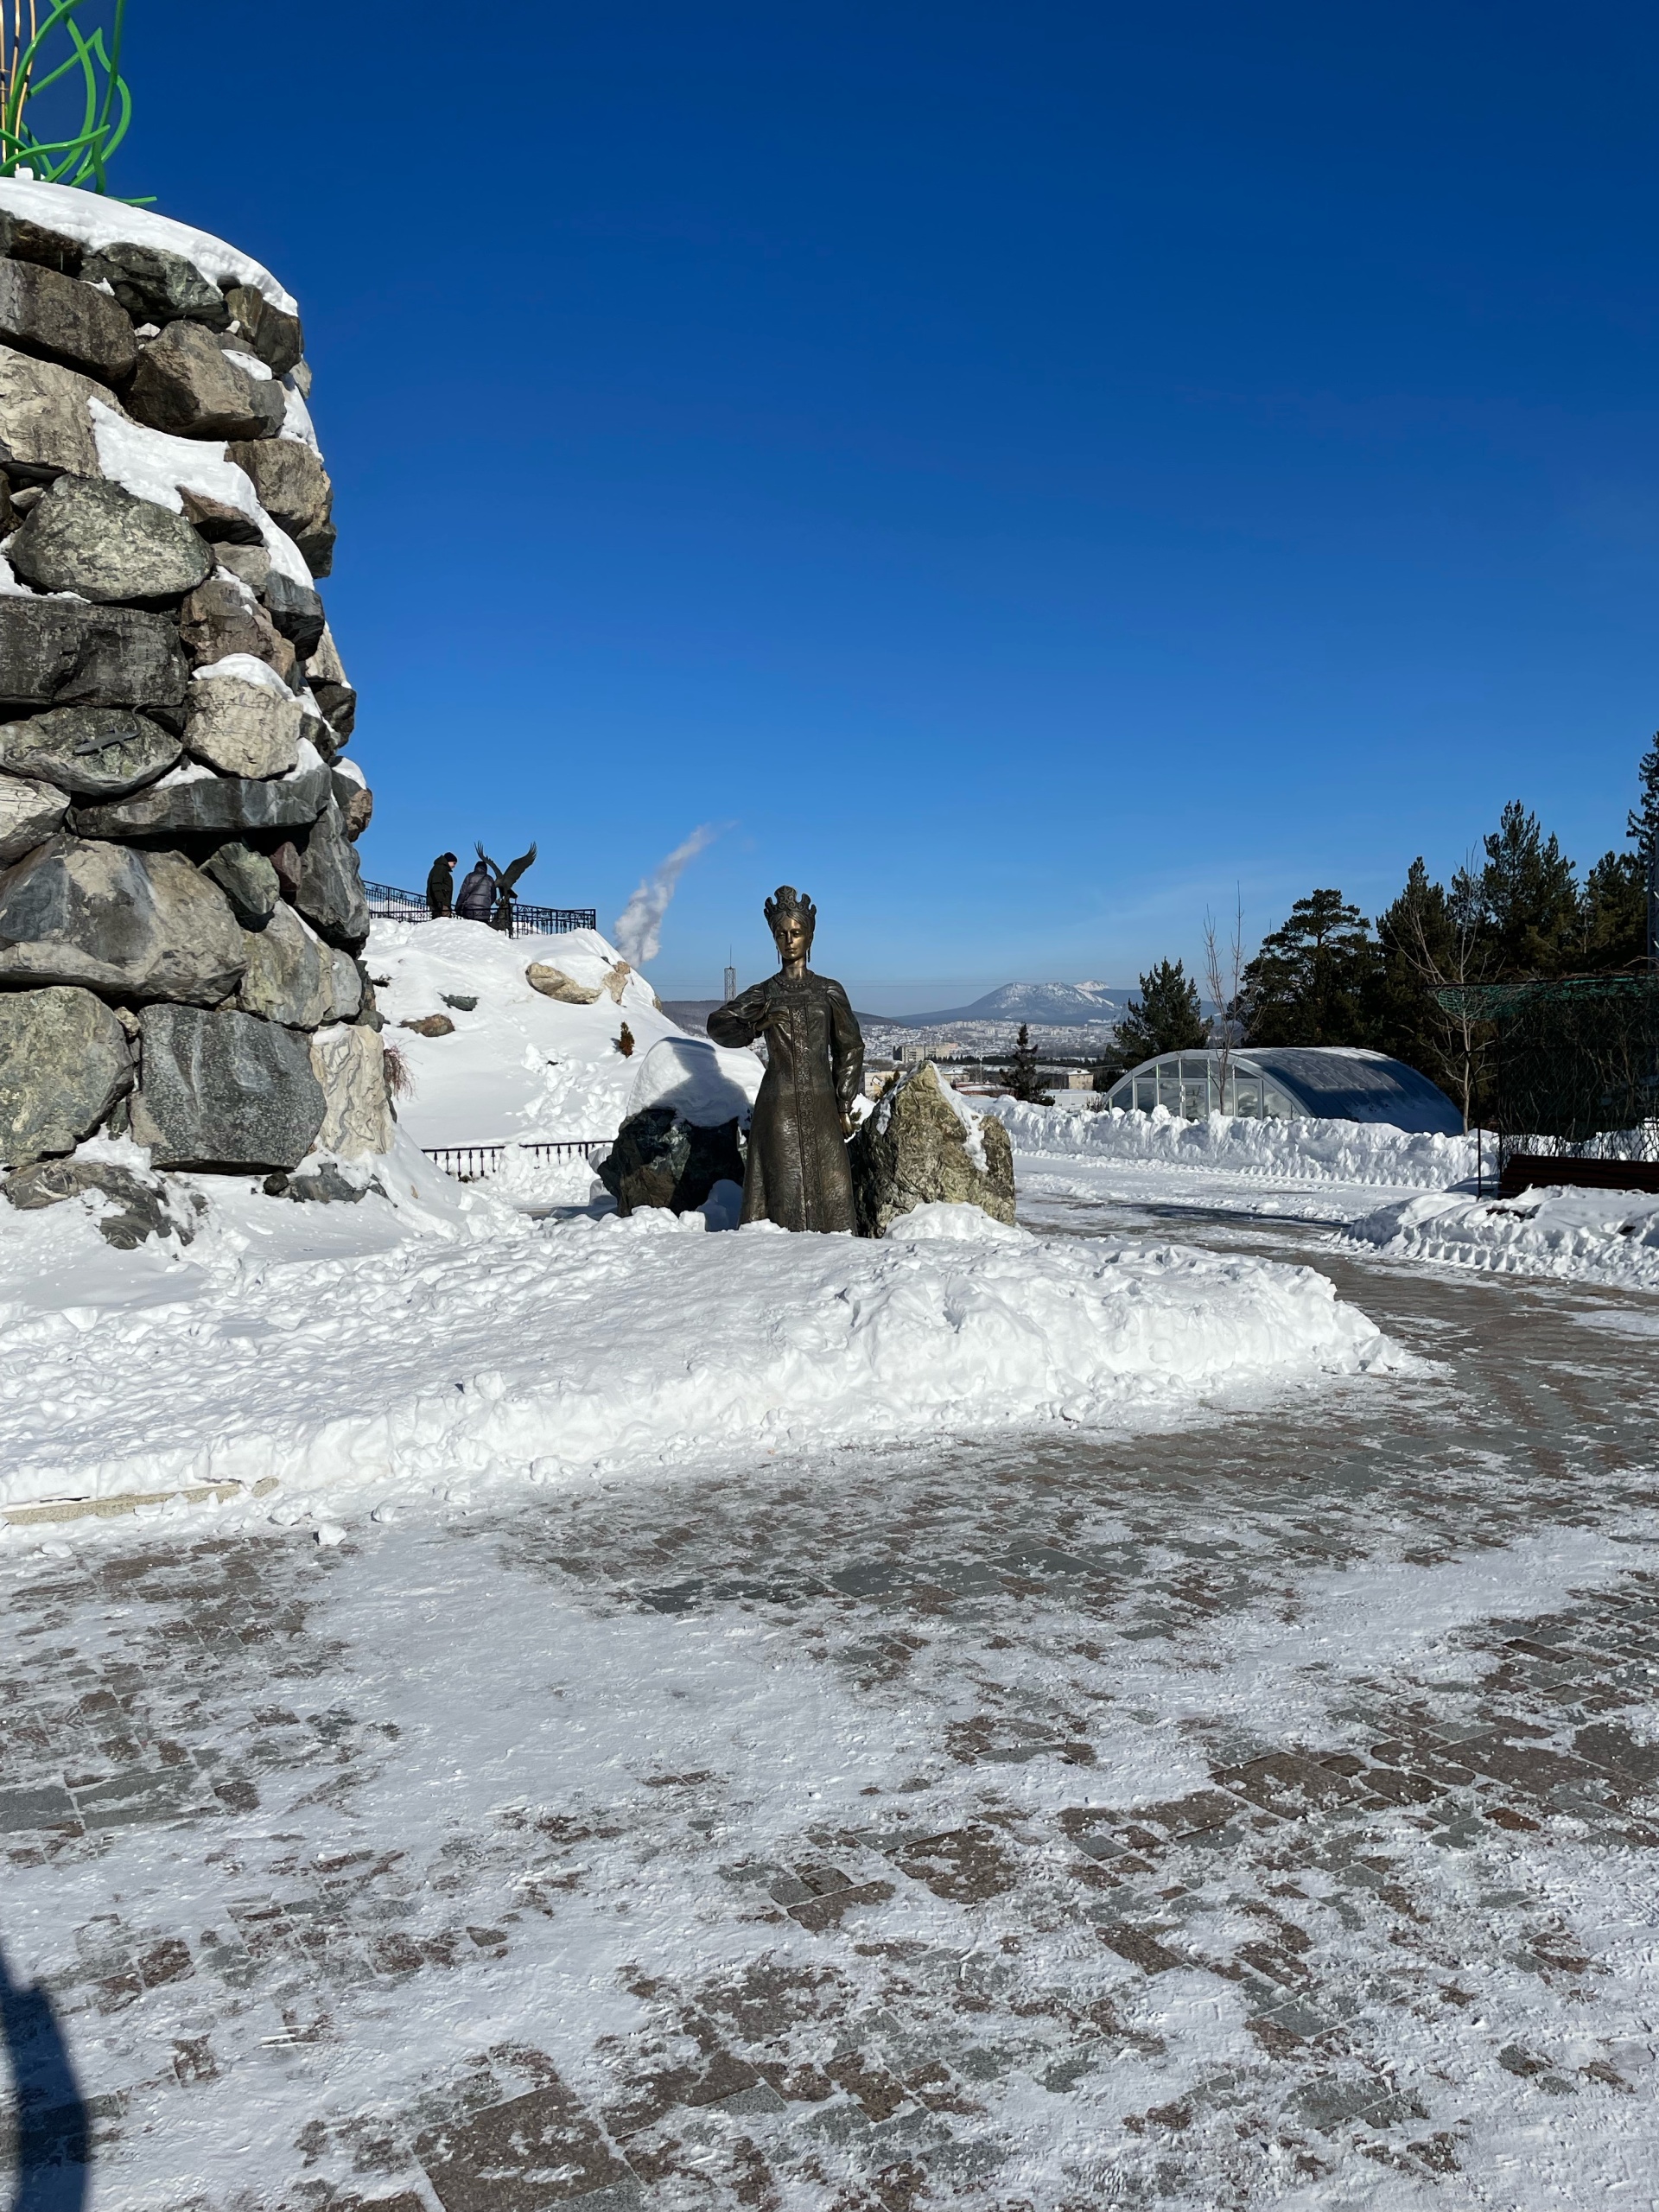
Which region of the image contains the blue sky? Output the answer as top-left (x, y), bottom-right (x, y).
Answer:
top-left (111, 3), bottom-right (1659, 1007)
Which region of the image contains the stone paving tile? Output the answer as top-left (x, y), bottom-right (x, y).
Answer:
top-left (0, 1227), bottom-right (1656, 2206)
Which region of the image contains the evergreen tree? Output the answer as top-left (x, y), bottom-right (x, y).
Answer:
top-left (1628, 730), bottom-right (1659, 861)
top-left (1113, 959), bottom-right (1208, 1064)
top-left (1370, 860), bottom-right (1453, 1070)
top-left (1000, 1024), bottom-right (1052, 1104)
top-left (1368, 857), bottom-right (1494, 1124)
top-left (1580, 849), bottom-right (1646, 971)
top-left (1476, 801), bottom-right (1579, 976)
top-left (1239, 889), bottom-right (1378, 1046)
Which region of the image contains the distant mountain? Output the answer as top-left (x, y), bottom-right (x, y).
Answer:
top-left (882, 982), bottom-right (1132, 1029)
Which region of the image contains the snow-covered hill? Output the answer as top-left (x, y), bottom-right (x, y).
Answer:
top-left (885, 980), bottom-right (1128, 1028)
top-left (367, 919), bottom-right (761, 1151)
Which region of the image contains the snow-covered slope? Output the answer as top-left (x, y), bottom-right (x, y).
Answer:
top-left (368, 919), bottom-right (761, 1149)
top-left (991, 1098), bottom-right (1481, 1189)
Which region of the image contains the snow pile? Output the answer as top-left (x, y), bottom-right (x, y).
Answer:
top-left (0, 1182), bottom-right (1394, 1516)
top-left (990, 1098), bottom-right (1480, 1188)
top-left (0, 175), bottom-right (296, 309)
top-left (1352, 1185), bottom-right (1659, 1290)
top-left (368, 919), bottom-right (762, 1149)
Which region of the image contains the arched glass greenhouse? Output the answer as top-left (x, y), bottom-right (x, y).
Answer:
top-left (1100, 1046), bottom-right (1464, 1134)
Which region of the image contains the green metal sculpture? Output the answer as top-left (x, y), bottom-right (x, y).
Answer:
top-left (0, 1), bottom-right (136, 194)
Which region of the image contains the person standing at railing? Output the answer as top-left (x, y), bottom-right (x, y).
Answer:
top-left (426, 853), bottom-right (459, 918)
top-left (454, 858), bottom-right (497, 923)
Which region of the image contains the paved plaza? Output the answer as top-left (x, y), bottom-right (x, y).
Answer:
top-left (2, 1189), bottom-right (1656, 2209)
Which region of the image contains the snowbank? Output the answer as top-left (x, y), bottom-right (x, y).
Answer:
top-left (990, 1098), bottom-right (1480, 1188)
top-left (368, 919), bottom-right (761, 1149)
top-left (1352, 1185), bottom-right (1659, 1292)
top-left (0, 1174), bottom-right (1394, 1516)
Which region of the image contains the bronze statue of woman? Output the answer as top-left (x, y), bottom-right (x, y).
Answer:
top-left (707, 887), bottom-right (864, 1232)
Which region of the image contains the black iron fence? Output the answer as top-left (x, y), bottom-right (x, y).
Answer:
top-left (1436, 973), bottom-right (1659, 1182)
top-left (423, 1139), bottom-right (611, 1182)
top-left (364, 882), bottom-right (598, 937)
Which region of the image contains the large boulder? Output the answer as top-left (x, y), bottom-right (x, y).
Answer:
top-left (0, 342), bottom-right (107, 480)
top-left (3, 1156), bottom-right (194, 1249)
top-left (309, 1023), bottom-right (392, 1158)
top-left (200, 839), bottom-right (279, 925)
top-left (81, 242), bottom-right (228, 329)
top-left (125, 320), bottom-right (282, 441)
top-left (0, 257), bottom-right (136, 382)
top-left (0, 210), bottom-right (83, 277)
top-left (130, 1002), bottom-right (326, 1170)
top-left (262, 570), bottom-right (326, 657)
top-left (303, 623), bottom-right (354, 737)
top-left (8, 474), bottom-right (213, 603)
top-left (232, 900), bottom-right (335, 1029)
top-left (71, 757), bottom-right (332, 839)
top-left (0, 705), bottom-right (181, 799)
top-left (848, 1061), bottom-right (1016, 1237)
top-left (596, 1106), bottom-right (745, 1217)
top-left (331, 765), bottom-right (372, 841)
top-left (0, 985), bottom-right (132, 1166)
top-left (525, 961), bottom-right (601, 1005)
top-left (223, 283), bottom-right (303, 377)
top-left (0, 598), bottom-right (190, 713)
top-left (0, 834), bottom-right (245, 1002)
top-left (184, 671), bottom-right (302, 778)
top-left (226, 436), bottom-right (331, 542)
top-left (294, 800), bottom-right (370, 950)
top-left (327, 947), bottom-right (364, 1020)
top-left (177, 576), bottom-right (296, 681)
top-left (0, 768), bottom-right (66, 861)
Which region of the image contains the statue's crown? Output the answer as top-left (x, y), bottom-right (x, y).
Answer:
top-left (765, 885), bottom-right (816, 933)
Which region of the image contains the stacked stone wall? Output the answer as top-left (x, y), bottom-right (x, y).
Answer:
top-left (0, 181), bottom-right (391, 1200)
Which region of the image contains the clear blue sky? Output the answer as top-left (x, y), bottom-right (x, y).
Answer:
top-left (113, 3), bottom-right (1659, 1007)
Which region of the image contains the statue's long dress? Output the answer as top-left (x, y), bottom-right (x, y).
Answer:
top-left (708, 970), bottom-right (864, 1231)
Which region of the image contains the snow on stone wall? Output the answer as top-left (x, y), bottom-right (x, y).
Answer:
top-left (0, 178), bottom-right (388, 1203)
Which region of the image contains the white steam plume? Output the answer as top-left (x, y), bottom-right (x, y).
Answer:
top-left (613, 823), bottom-right (720, 966)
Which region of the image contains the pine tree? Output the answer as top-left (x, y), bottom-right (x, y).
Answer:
top-left (1628, 731), bottom-right (1659, 861)
top-left (1580, 849), bottom-right (1646, 971)
top-left (1476, 801), bottom-right (1579, 976)
top-left (1000, 1024), bottom-right (1052, 1103)
top-left (1239, 890), bottom-right (1378, 1046)
top-left (1369, 858), bottom-right (1494, 1124)
top-left (1113, 959), bottom-right (1208, 1064)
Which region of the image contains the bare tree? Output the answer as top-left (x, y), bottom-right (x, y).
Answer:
top-left (1202, 887), bottom-right (1245, 1113)
top-left (1403, 856), bottom-right (1495, 1132)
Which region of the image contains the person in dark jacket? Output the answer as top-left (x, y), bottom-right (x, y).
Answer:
top-left (425, 853), bottom-right (458, 918)
top-left (454, 860), bottom-right (496, 922)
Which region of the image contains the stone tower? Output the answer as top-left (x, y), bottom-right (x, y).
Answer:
top-left (0, 177), bottom-right (390, 1198)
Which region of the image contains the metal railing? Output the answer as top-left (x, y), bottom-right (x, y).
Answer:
top-left (363, 883), bottom-right (598, 937)
top-left (423, 1139), bottom-right (611, 1182)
